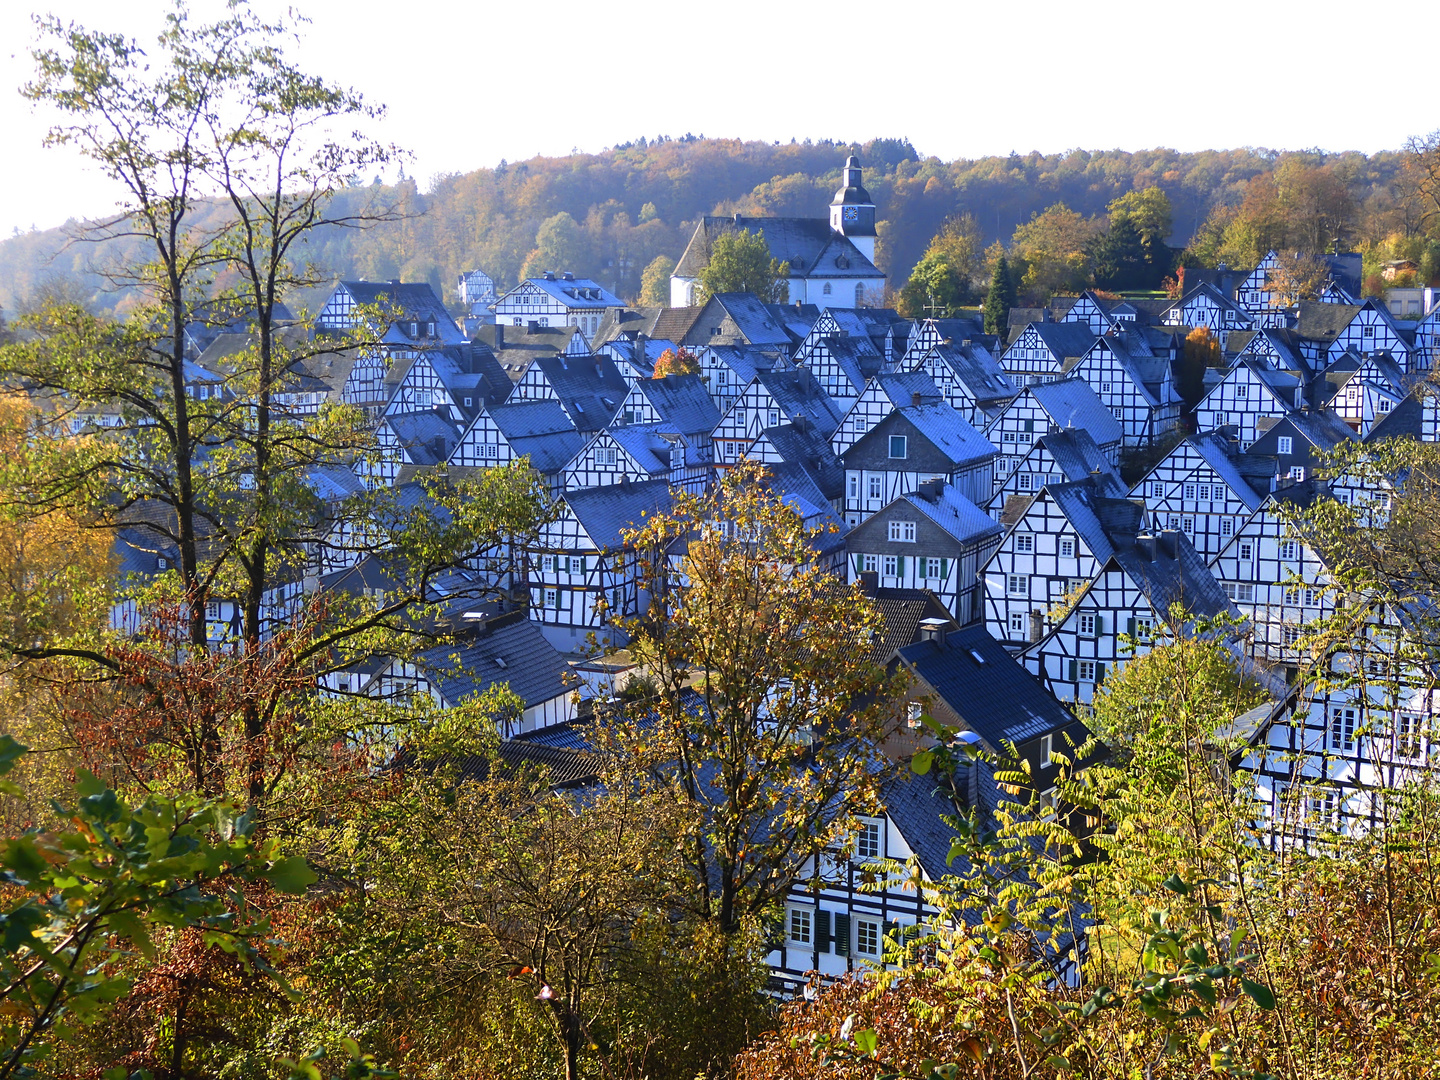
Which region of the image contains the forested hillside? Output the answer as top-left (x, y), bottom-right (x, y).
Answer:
top-left (0, 136), bottom-right (1415, 315)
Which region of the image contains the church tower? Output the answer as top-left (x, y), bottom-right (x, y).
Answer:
top-left (829, 155), bottom-right (877, 263)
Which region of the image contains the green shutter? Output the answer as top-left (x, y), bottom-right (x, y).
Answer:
top-left (579, 557), bottom-right (587, 573)
top-left (897, 556), bottom-right (905, 576)
top-left (1024, 418), bottom-right (1034, 433)
top-left (1094, 615), bottom-right (1104, 636)
top-left (833, 913), bottom-right (851, 956)
top-left (852, 553), bottom-right (863, 575)
top-left (1126, 617), bottom-right (1136, 637)
top-left (817, 909), bottom-right (832, 953)
top-left (883, 919), bottom-right (899, 953)
top-left (940, 558), bottom-right (949, 578)
top-left (1096, 662), bottom-right (1106, 683)
top-left (1068, 659), bottom-right (1078, 681)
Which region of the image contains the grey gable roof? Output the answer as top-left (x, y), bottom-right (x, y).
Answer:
top-left (632, 374), bottom-right (721, 434)
top-left (386, 411), bottom-right (460, 465)
top-left (562, 479), bottom-right (674, 550)
top-left (1028, 378), bottom-right (1124, 447)
top-left (896, 402), bottom-right (997, 468)
top-left (1035, 429), bottom-right (1124, 494)
top-left (758, 422), bottom-right (844, 501)
top-left (603, 424), bottom-right (675, 477)
top-left (901, 484), bottom-right (1002, 545)
top-left (1023, 321), bottom-right (1100, 359)
top-left (874, 371), bottom-right (943, 408)
top-left (756, 368), bottom-right (845, 436)
top-left (423, 614), bottom-right (575, 711)
top-left (1294, 300), bottom-right (1364, 341)
top-left (1364, 389), bottom-right (1426, 442)
top-left (533, 354), bottom-right (629, 432)
top-left (896, 624), bottom-right (1085, 748)
top-left (1187, 431), bottom-right (1267, 512)
top-left (926, 342), bottom-right (1016, 402)
top-left (1044, 479), bottom-right (1146, 564)
top-left (710, 293), bottom-right (795, 345)
top-left (676, 215), bottom-right (883, 280)
top-left (1108, 530), bottom-right (1234, 625)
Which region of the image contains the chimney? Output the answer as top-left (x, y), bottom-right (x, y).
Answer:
top-left (859, 569), bottom-right (879, 594)
top-left (562, 271), bottom-right (575, 281)
top-left (636, 331), bottom-right (649, 359)
top-left (528, 320), bottom-right (540, 331)
top-left (911, 391), bottom-right (923, 406)
top-left (1136, 533), bottom-right (1157, 562)
top-left (543, 271), bottom-right (556, 281)
top-left (919, 617), bottom-right (949, 647)
top-left (1158, 530), bottom-right (1179, 559)
top-left (494, 323), bottom-right (504, 348)
top-left (918, 478), bottom-right (943, 502)
top-left (961, 338), bottom-right (972, 348)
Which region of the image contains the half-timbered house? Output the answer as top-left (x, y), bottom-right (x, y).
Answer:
top-left (448, 399), bottom-right (586, 495)
top-left (1163, 281), bottom-right (1254, 346)
top-left (1066, 334), bottom-right (1181, 447)
top-left (1295, 299), bottom-right (1417, 371)
top-left (1245, 410), bottom-right (1356, 485)
top-left (999, 321), bottom-right (1098, 385)
top-left (694, 343), bottom-right (790, 413)
top-left (508, 353), bottom-right (629, 433)
top-left (527, 480), bottom-right (674, 651)
top-left (1209, 482), bottom-right (1337, 666)
top-left (491, 272), bottom-right (626, 342)
top-left (840, 401), bottom-right (996, 525)
top-left (831, 373), bottom-right (943, 458)
top-left (984, 429), bottom-right (1125, 522)
top-left (359, 410), bottom-right (460, 488)
top-left (1128, 429), bottom-right (1272, 562)
top-left (983, 379), bottom-right (1124, 493)
top-left (713, 368), bottom-right (844, 469)
top-left (844, 479), bottom-right (1001, 624)
top-left (1192, 360), bottom-right (1302, 448)
top-left (905, 340), bottom-right (1016, 428)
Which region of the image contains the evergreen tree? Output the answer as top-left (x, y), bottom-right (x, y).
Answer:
top-left (982, 255), bottom-right (1016, 337)
top-left (1090, 214), bottom-right (1147, 291)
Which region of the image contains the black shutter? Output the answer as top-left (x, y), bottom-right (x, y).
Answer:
top-left (1068, 659), bottom-right (1078, 681)
top-left (833, 913), bottom-right (851, 957)
top-left (817, 909), bottom-right (832, 953)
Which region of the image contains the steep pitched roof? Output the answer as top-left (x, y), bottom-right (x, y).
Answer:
top-left (896, 624), bottom-right (1084, 747)
top-left (1187, 431), bottom-right (1268, 511)
top-left (422, 613), bottom-right (575, 710)
top-left (385, 411), bottom-right (460, 466)
top-left (1035, 429), bottom-right (1124, 494)
top-left (756, 368), bottom-right (846, 435)
top-left (757, 422), bottom-right (844, 501)
top-left (896, 402), bottom-right (997, 468)
top-left (901, 484), bottom-right (1002, 545)
top-left (675, 215), bottom-right (883, 280)
top-left (562, 480), bottom-right (674, 549)
top-left (1028, 379), bottom-right (1124, 446)
top-left (631, 374), bottom-right (721, 434)
top-left (925, 342), bottom-right (1016, 402)
top-left (532, 355), bottom-right (629, 432)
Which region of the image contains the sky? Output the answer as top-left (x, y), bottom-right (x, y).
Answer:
top-left (0, 0), bottom-right (1433, 238)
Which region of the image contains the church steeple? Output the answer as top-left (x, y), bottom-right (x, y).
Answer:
top-left (829, 155), bottom-right (876, 262)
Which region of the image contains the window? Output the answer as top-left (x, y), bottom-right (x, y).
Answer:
top-left (1168, 514), bottom-right (1180, 530)
top-left (1059, 538), bottom-right (1075, 559)
top-left (1289, 466), bottom-right (1306, 481)
top-left (1182, 517), bottom-right (1193, 534)
top-left (541, 554), bottom-right (556, 573)
top-left (1007, 574), bottom-right (1029, 596)
top-left (1278, 540), bottom-right (1298, 561)
top-left (1183, 483), bottom-right (1196, 500)
top-left (888, 519), bottom-right (917, 542)
top-left (848, 475), bottom-right (859, 498)
top-left (543, 587), bottom-right (558, 608)
top-left (855, 918), bottom-right (881, 957)
top-left (1150, 481), bottom-right (1165, 498)
top-left (1224, 581), bottom-right (1255, 603)
top-left (1100, 382), bottom-right (1112, 393)
top-left (1281, 625), bottom-right (1301, 647)
top-left (1017, 472), bottom-right (1033, 491)
top-left (823, 282), bottom-right (832, 296)
top-left (1221, 518), bottom-right (1234, 537)
top-left (1078, 660), bottom-right (1097, 683)
top-left (856, 819), bottom-right (882, 859)
top-left (1277, 436), bottom-right (1293, 455)
top-left (889, 435), bottom-right (908, 459)
top-left (788, 907), bottom-right (813, 946)
top-left (883, 555), bottom-right (897, 576)
top-left (1236, 384), bottom-right (1249, 399)
top-left (1009, 611), bottom-right (1027, 634)
top-left (1134, 616), bottom-right (1154, 641)
top-left (862, 553), bottom-right (878, 572)
top-left (1239, 541), bottom-right (1254, 561)
top-left (594, 446), bottom-right (617, 467)
top-left (1379, 397), bottom-right (1392, 414)
top-left (1330, 707), bottom-right (1357, 753)
top-left (206, 603), bottom-right (220, 619)
top-left (768, 409), bottom-right (779, 427)
top-left (569, 555), bottom-right (585, 574)
top-left (1362, 324), bottom-right (1375, 338)
top-left (1397, 712), bottom-right (1423, 759)
top-left (1003, 432), bottom-right (1016, 444)
top-left (1078, 612), bottom-right (1096, 636)
top-left (868, 476), bottom-right (882, 499)
top-left (1015, 533), bottom-right (1034, 553)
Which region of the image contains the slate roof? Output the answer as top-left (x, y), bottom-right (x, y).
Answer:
top-left (1034, 429), bottom-right (1125, 495)
top-left (1187, 431), bottom-right (1268, 511)
top-left (604, 425), bottom-right (677, 478)
top-left (386, 411), bottom-right (460, 466)
top-left (756, 368), bottom-right (846, 436)
top-left (533, 355), bottom-right (629, 433)
top-left (1109, 529), bottom-right (1235, 625)
top-left (1364, 390), bottom-right (1426, 442)
top-left (1028, 379), bottom-right (1125, 447)
top-left (862, 586), bottom-right (958, 664)
top-left (595, 336), bottom-right (676, 378)
top-left (1046, 480), bottom-right (1146, 564)
top-left (1294, 300), bottom-right (1364, 341)
top-left (470, 323), bottom-right (579, 379)
top-left (704, 343), bottom-right (790, 384)
top-left (758, 421), bottom-right (845, 501)
top-left (675, 215), bottom-right (883, 281)
top-left (592, 306), bottom-right (704, 347)
top-left (697, 293), bottom-right (796, 347)
top-left (1283, 407), bottom-right (1359, 451)
top-left (901, 484), bottom-right (1002, 545)
top-left (421, 613), bottom-right (575, 710)
top-left (874, 371), bottom-right (943, 408)
top-left (630, 374), bottom-right (721, 434)
top-left (1016, 320), bottom-right (1100, 360)
top-left (894, 402), bottom-right (996, 468)
top-left (769, 303), bottom-right (821, 346)
top-left (510, 275), bottom-right (624, 310)
top-left (563, 479), bottom-right (674, 549)
top-left (821, 333), bottom-right (886, 391)
top-left (895, 624), bottom-right (1084, 748)
top-left (925, 342), bottom-right (1016, 402)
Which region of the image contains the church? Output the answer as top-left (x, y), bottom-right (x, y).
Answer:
top-left (670, 155), bottom-right (886, 310)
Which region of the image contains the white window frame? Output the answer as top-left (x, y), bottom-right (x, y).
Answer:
top-left (787, 905), bottom-right (814, 947)
top-left (1007, 574), bottom-right (1029, 596)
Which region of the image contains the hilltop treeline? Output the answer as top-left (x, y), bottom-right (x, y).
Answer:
top-left (0, 136), bottom-right (1416, 315)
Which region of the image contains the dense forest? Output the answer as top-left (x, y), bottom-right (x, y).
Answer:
top-left (0, 136), bottom-right (1426, 316)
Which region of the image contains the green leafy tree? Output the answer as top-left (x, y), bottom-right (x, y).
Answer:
top-left (1010, 203), bottom-right (1102, 300)
top-left (1108, 186), bottom-right (1174, 266)
top-left (639, 253), bottom-right (675, 305)
top-left (899, 214), bottom-right (983, 317)
top-left (1177, 326), bottom-right (1219, 415)
top-left (522, 211), bottom-right (585, 279)
top-left (983, 254), bottom-right (1017, 337)
top-left (0, 736), bottom-right (314, 1080)
top-left (697, 228), bottom-right (788, 303)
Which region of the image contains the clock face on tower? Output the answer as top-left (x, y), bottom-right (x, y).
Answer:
top-left (842, 205), bottom-right (860, 223)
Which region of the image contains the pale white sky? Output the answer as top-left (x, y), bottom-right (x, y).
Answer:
top-left (0, 0), bottom-right (1432, 238)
